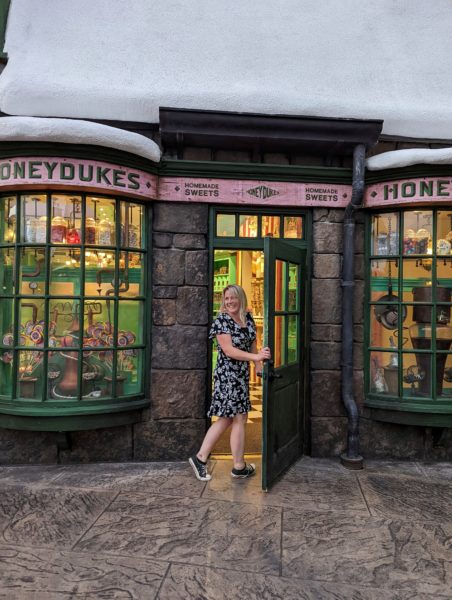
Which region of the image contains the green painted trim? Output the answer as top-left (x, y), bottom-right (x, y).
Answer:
top-left (0, 142), bottom-right (159, 175)
top-left (368, 407), bottom-right (452, 427)
top-left (0, 0), bottom-right (10, 63)
top-left (0, 406), bottom-right (147, 431)
top-left (160, 160), bottom-right (352, 183)
top-left (365, 164), bottom-right (452, 184)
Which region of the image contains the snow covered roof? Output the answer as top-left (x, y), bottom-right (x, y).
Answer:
top-left (367, 148), bottom-right (452, 171)
top-left (1, 1), bottom-right (452, 141)
top-left (0, 117), bottom-right (161, 162)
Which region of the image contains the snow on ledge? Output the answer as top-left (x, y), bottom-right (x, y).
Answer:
top-left (0, 117), bottom-right (161, 162)
top-left (367, 148), bottom-right (452, 171)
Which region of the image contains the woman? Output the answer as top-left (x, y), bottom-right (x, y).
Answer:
top-left (189, 284), bottom-right (271, 481)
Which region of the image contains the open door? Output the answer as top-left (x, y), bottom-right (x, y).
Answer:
top-left (262, 237), bottom-right (306, 490)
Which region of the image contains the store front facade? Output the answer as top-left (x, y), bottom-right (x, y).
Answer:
top-left (0, 112), bottom-right (451, 471)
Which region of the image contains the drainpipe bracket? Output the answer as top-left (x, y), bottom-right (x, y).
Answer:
top-left (340, 453), bottom-right (364, 470)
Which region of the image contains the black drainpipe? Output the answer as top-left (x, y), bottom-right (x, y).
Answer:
top-left (340, 143), bottom-right (366, 469)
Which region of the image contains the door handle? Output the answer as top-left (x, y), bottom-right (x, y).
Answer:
top-left (268, 369), bottom-right (282, 381)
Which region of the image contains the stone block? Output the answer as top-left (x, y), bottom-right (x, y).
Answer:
top-left (313, 209), bottom-right (329, 222)
top-left (310, 371), bottom-right (346, 417)
top-left (153, 202), bottom-right (208, 234)
top-left (185, 250), bottom-right (208, 286)
top-left (354, 254), bottom-right (364, 280)
top-left (360, 418), bottom-right (425, 459)
top-left (0, 430), bottom-right (58, 464)
top-left (313, 222), bottom-right (343, 253)
top-left (153, 286), bottom-right (178, 299)
top-left (310, 417), bottom-right (348, 457)
top-left (313, 254), bottom-right (341, 279)
top-left (177, 287), bottom-right (208, 325)
top-left (354, 223), bottom-right (365, 254)
top-left (310, 341), bottom-right (341, 370)
top-left (310, 324), bottom-right (342, 342)
top-left (173, 234), bottom-right (206, 249)
top-left (153, 299), bottom-right (176, 325)
top-left (152, 325), bottom-right (208, 369)
top-left (353, 342), bottom-right (364, 370)
top-left (354, 324), bottom-right (364, 343)
top-left (59, 426), bottom-right (133, 463)
top-left (151, 370), bottom-right (206, 419)
top-left (153, 232), bottom-right (172, 248)
top-left (153, 249), bottom-right (185, 285)
top-left (311, 279), bottom-right (342, 323)
top-left (353, 280), bottom-right (364, 324)
top-left (133, 418), bottom-right (207, 460)
top-left (327, 209), bottom-right (345, 223)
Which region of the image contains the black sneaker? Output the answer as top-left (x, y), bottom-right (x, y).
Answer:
top-left (188, 455), bottom-right (212, 481)
top-left (231, 463), bottom-right (256, 479)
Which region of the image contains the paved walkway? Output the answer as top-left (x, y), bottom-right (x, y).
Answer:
top-left (0, 457), bottom-right (451, 599)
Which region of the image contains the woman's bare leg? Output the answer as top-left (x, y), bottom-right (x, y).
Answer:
top-left (230, 413), bottom-right (247, 469)
top-left (197, 417), bottom-right (232, 462)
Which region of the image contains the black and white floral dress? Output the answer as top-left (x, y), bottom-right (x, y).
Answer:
top-left (208, 311), bottom-right (257, 417)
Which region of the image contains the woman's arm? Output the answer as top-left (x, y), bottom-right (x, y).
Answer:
top-left (251, 340), bottom-right (263, 374)
top-left (216, 334), bottom-right (270, 362)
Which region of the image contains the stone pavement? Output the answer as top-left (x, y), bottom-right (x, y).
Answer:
top-left (0, 457), bottom-right (451, 599)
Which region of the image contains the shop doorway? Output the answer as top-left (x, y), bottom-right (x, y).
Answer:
top-left (211, 249), bottom-right (265, 456)
top-left (210, 235), bottom-right (307, 489)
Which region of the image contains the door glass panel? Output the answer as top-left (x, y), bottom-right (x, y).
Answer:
top-left (274, 315), bottom-right (286, 368)
top-left (288, 263), bottom-right (298, 311)
top-left (288, 315), bottom-right (298, 363)
top-left (17, 350), bottom-right (44, 399)
top-left (20, 194), bottom-right (47, 243)
top-left (239, 215), bottom-right (258, 238)
top-left (371, 212), bottom-right (399, 256)
top-left (402, 352), bottom-right (431, 397)
top-left (403, 210), bottom-right (432, 255)
top-left (120, 201), bottom-right (144, 248)
top-left (49, 248), bottom-right (81, 296)
top-left (0, 247), bottom-right (15, 295)
top-left (118, 300), bottom-right (143, 345)
top-left (437, 211), bottom-right (452, 256)
top-left (262, 216), bottom-right (280, 238)
top-left (284, 216), bottom-right (302, 239)
top-left (216, 214), bottom-right (235, 237)
top-left (119, 251), bottom-right (145, 297)
top-left (275, 260), bottom-right (287, 311)
top-left (0, 349), bottom-right (13, 397)
top-left (18, 247), bottom-right (46, 295)
top-left (0, 196), bottom-right (17, 243)
top-left (48, 300), bottom-right (81, 349)
top-left (82, 350), bottom-right (112, 399)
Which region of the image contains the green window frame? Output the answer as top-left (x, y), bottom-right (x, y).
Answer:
top-left (0, 191), bottom-right (151, 429)
top-left (365, 208), bottom-right (452, 423)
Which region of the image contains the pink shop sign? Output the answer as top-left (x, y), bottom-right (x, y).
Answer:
top-left (0, 157), bottom-right (158, 199)
top-left (365, 177), bottom-right (452, 208)
top-left (158, 177), bottom-right (351, 207)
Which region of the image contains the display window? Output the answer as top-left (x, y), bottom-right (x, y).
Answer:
top-left (366, 209), bottom-right (452, 414)
top-left (0, 192), bottom-right (148, 409)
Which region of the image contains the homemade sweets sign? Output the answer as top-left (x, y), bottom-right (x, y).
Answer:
top-left (0, 156), bottom-right (353, 206)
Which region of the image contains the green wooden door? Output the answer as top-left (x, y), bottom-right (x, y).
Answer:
top-left (262, 238), bottom-right (306, 490)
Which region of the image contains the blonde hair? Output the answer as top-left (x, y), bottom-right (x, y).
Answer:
top-left (220, 284), bottom-right (248, 324)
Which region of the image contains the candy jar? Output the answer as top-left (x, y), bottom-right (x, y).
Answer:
top-left (98, 216), bottom-right (114, 245)
top-left (403, 229), bottom-right (415, 254)
top-left (25, 216), bottom-right (38, 243)
top-left (66, 226), bottom-right (81, 244)
top-left (35, 216), bottom-right (48, 243)
top-left (415, 228), bottom-right (429, 254)
top-left (85, 217), bottom-right (97, 244)
top-left (51, 215), bottom-right (67, 243)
